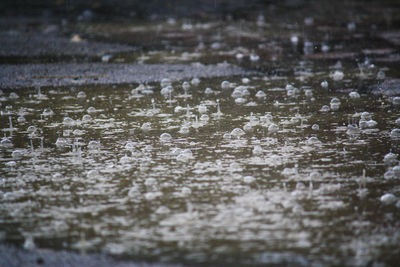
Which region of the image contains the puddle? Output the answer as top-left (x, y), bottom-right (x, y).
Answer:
top-left (1, 0), bottom-right (400, 265)
top-left (1, 72), bottom-right (400, 265)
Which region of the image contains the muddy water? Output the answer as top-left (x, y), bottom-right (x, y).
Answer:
top-left (1, 2), bottom-right (400, 265)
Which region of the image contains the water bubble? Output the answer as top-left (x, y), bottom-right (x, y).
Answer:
top-left (17, 116), bottom-right (26, 123)
top-left (82, 114), bottom-right (92, 122)
top-left (243, 176), bottom-right (255, 184)
top-left (235, 97), bottom-right (247, 105)
top-left (243, 122), bottom-right (252, 132)
top-left (87, 106), bottom-right (97, 113)
top-left (23, 235), bottom-right (35, 250)
top-left (268, 123), bottom-right (279, 133)
top-left (141, 122), bottom-right (152, 132)
top-left (120, 154), bottom-right (133, 164)
top-left (145, 191), bottom-right (162, 200)
top-left (204, 87), bottom-right (214, 95)
top-left (349, 91), bottom-right (360, 99)
top-left (392, 97), bottom-right (400, 106)
top-left (9, 92), bottom-right (19, 99)
top-left (176, 149), bottom-right (194, 162)
top-left (311, 124), bottom-right (319, 131)
top-left (255, 90), bottom-right (266, 98)
top-left (319, 105), bottom-right (330, 112)
top-left (242, 77), bottom-right (250, 84)
top-left (161, 78), bottom-right (172, 88)
top-left (252, 145), bottom-right (263, 155)
top-left (304, 89), bottom-right (313, 97)
top-left (27, 125), bottom-right (37, 134)
top-left (160, 133), bottom-right (172, 142)
top-left (330, 70), bottom-right (344, 81)
top-left (11, 149), bottom-right (23, 159)
top-left (309, 171), bottom-right (320, 180)
top-left (179, 126), bottom-right (190, 135)
top-left (221, 81), bottom-right (230, 90)
top-left (191, 77), bottom-right (200, 86)
top-left (155, 206), bottom-right (170, 214)
top-left (390, 129), bottom-right (400, 139)
top-left (55, 137), bottom-right (68, 147)
top-left (161, 86), bottom-right (173, 97)
top-left (393, 166), bottom-right (400, 177)
top-left (198, 104), bottom-right (207, 114)
top-left (321, 80), bottom-right (328, 88)
top-left (77, 91), bottom-right (87, 98)
top-left (380, 193), bottom-right (397, 205)
top-left (5, 161), bottom-right (17, 167)
top-left (145, 178), bottom-right (157, 187)
top-left (236, 53), bottom-right (244, 60)
top-left (360, 112), bottom-right (372, 121)
top-left (199, 114), bottom-right (209, 122)
top-left (88, 140), bottom-right (101, 150)
top-left (63, 117), bottom-right (74, 126)
top-left (290, 35), bottom-right (299, 45)
top-left (0, 137), bottom-right (12, 147)
top-left (306, 136), bottom-right (320, 145)
top-left (124, 141), bottom-right (135, 151)
top-left (231, 128), bottom-right (245, 138)
top-left (347, 22), bottom-right (356, 31)
top-left (250, 53), bottom-right (260, 62)
top-left (330, 98), bottom-right (340, 111)
top-left (346, 125), bottom-right (361, 136)
top-left (87, 170), bottom-right (100, 178)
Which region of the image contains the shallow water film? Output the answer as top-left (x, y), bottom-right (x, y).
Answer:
top-left (1, 0), bottom-right (400, 266)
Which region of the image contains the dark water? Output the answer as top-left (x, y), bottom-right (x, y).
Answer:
top-left (1, 1), bottom-right (400, 266)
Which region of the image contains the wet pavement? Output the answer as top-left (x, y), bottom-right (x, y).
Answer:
top-left (1, 0), bottom-right (400, 266)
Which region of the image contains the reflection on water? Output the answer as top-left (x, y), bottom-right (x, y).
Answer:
top-left (1, 72), bottom-right (400, 265)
